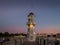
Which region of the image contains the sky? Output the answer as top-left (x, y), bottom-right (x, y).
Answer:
top-left (0, 0), bottom-right (60, 34)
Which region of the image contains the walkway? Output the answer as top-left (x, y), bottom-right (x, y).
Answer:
top-left (23, 41), bottom-right (37, 45)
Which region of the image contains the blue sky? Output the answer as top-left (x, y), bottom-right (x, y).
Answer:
top-left (0, 0), bottom-right (60, 33)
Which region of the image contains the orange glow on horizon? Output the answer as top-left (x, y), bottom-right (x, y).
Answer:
top-left (0, 26), bottom-right (60, 34)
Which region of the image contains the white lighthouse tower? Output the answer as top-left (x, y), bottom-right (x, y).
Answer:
top-left (27, 12), bottom-right (36, 41)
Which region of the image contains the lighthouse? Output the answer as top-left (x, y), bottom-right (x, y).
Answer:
top-left (27, 12), bottom-right (36, 41)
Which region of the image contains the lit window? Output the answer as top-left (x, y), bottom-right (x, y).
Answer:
top-left (30, 24), bottom-right (33, 28)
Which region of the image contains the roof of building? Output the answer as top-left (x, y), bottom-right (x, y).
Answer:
top-left (28, 12), bottom-right (35, 17)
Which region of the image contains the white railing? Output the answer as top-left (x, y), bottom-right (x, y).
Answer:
top-left (36, 36), bottom-right (60, 45)
top-left (0, 36), bottom-right (60, 45)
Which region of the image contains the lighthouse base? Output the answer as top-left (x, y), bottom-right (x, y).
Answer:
top-left (27, 38), bottom-right (36, 42)
top-left (27, 32), bottom-right (36, 42)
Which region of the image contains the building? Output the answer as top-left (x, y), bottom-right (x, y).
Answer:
top-left (27, 12), bottom-right (36, 41)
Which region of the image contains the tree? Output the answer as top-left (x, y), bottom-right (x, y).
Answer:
top-left (0, 32), bottom-right (3, 37)
top-left (4, 32), bottom-right (9, 37)
top-left (9, 33), bottom-right (14, 37)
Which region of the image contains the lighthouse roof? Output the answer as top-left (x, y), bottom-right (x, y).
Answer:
top-left (29, 12), bottom-right (34, 15)
top-left (28, 12), bottom-right (35, 17)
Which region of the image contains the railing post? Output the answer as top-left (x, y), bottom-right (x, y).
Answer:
top-left (43, 39), bottom-right (46, 45)
top-left (19, 38), bottom-right (21, 45)
top-left (40, 38), bottom-right (41, 45)
top-left (0, 42), bottom-right (3, 45)
top-left (59, 39), bottom-right (60, 45)
top-left (14, 39), bottom-right (17, 45)
top-left (38, 37), bottom-right (41, 45)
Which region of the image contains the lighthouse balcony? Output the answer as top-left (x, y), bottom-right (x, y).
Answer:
top-left (27, 22), bottom-right (36, 25)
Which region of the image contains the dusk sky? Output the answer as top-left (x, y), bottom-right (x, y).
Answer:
top-left (0, 0), bottom-right (60, 34)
